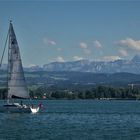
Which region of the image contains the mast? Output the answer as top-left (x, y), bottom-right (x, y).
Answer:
top-left (8, 21), bottom-right (11, 99)
top-left (7, 21), bottom-right (29, 99)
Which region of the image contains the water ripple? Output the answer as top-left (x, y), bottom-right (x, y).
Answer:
top-left (1, 100), bottom-right (140, 139)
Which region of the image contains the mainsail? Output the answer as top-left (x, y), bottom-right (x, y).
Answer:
top-left (8, 22), bottom-right (29, 99)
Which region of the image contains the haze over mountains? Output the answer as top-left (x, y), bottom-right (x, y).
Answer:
top-left (1, 55), bottom-right (140, 74)
top-left (26, 55), bottom-right (140, 74)
top-left (1, 55), bottom-right (140, 88)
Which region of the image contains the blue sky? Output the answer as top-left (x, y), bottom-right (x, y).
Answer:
top-left (0, 1), bottom-right (140, 66)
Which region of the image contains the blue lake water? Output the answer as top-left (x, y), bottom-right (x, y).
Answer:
top-left (0, 100), bottom-right (140, 140)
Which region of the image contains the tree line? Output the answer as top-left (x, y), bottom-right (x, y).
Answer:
top-left (1, 86), bottom-right (140, 100)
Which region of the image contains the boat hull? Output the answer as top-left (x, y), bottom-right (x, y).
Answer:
top-left (0, 104), bottom-right (31, 113)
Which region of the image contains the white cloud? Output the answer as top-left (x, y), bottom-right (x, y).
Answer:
top-left (93, 40), bottom-right (102, 48)
top-left (117, 38), bottom-right (140, 51)
top-left (43, 37), bottom-right (56, 46)
top-left (103, 55), bottom-right (121, 61)
top-left (48, 40), bottom-right (56, 45)
top-left (55, 56), bottom-right (65, 62)
top-left (79, 42), bottom-right (88, 49)
top-left (79, 42), bottom-right (91, 54)
top-left (118, 49), bottom-right (128, 57)
top-left (27, 64), bottom-right (38, 68)
top-left (50, 56), bottom-right (65, 63)
top-left (73, 56), bottom-right (83, 61)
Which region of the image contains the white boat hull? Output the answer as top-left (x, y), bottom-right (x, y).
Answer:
top-left (0, 104), bottom-right (31, 113)
top-left (0, 102), bottom-right (40, 113)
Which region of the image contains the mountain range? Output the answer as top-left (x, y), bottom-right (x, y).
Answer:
top-left (1, 55), bottom-right (140, 74)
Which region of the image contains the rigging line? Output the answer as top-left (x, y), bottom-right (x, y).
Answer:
top-left (0, 29), bottom-right (9, 68)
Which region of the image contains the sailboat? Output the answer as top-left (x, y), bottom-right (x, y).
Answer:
top-left (0, 21), bottom-right (40, 113)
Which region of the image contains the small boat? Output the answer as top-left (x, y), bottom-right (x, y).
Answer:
top-left (0, 21), bottom-right (40, 113)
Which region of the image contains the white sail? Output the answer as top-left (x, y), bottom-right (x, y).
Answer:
top-left (8, 22), bottom-right (29, 99)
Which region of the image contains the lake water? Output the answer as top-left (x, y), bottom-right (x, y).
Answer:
top-left (0, 100), bottom-right (140, 140)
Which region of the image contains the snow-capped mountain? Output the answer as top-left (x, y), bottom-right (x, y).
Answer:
top-left (1, 55), bottom-right (140, 74)
top-left (24, 65), bottom-right (43, 72)
top-left (43, 55), bottom-right (140, 74)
